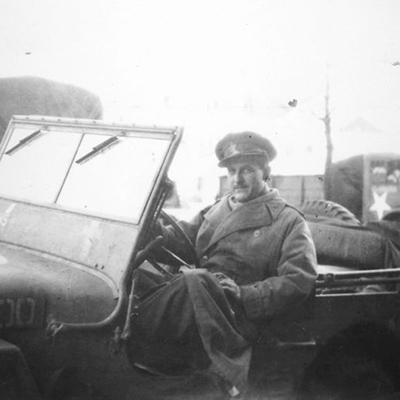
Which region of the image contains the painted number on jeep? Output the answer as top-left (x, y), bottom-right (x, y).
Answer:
top-left (0, 297), bottom-right (43, 328)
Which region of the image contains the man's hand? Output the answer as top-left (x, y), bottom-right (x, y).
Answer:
top-left (214, 273), bottom-right (241, 301)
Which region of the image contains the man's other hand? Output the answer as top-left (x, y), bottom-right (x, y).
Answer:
top-left (214, 273), bottom-right (241, 301)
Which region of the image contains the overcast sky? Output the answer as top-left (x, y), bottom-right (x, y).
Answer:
top-left (1, 0), bottom-right (400, 181)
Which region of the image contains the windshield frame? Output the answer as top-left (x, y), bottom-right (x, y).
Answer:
top-left (0, 116), bottom-right (182, 225)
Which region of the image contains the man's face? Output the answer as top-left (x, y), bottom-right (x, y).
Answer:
top-left (227, 158), bottom-right (266, 203)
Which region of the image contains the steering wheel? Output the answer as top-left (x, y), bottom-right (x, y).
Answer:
top-left (159, 210), bottom-right (200, 268)
top-left (136, 210), bottom-right (200, 276)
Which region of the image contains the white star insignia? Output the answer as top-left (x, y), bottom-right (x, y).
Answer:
top-left (369, 190), bottom-right (391, 220)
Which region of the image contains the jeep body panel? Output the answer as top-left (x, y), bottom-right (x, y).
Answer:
top-left (0, 116), bottom-right (182, 399)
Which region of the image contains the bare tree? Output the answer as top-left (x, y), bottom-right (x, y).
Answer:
top-left (320, 77), bottom-right (333, 200)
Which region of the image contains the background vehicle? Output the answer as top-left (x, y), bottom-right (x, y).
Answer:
top-left (0, 115), bottom-right (400, 400)
top-left (263, 152), bottom-right (400, 224)
top-left (329, 153), bottom-right (400, 223)
top-left (0, 76), bottom-right (103, 141)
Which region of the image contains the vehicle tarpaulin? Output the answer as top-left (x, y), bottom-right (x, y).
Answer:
top-left (0, 76), bottom-right (103, 141)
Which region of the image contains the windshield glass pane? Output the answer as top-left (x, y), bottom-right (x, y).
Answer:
top-left (0, 128), bottom-right (82, 202)
top-left (57, 134), bottom-right (170, 222)
top-left (0, 119), bottom-right (178, 223)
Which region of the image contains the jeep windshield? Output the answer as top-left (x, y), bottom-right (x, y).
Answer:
top-left (0, 116), bottom-right (182, 223)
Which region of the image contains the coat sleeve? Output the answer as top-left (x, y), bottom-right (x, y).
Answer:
top-left (240, 212), bottom-right (318, 320)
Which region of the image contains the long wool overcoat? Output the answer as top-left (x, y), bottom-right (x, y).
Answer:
top-left (176, 189), bottom-right (318, 320)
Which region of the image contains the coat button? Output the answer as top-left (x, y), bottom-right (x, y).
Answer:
top-left (202, 255), bottom-right (208, 262)
top-left (254, 230), bottom-right (260, 237)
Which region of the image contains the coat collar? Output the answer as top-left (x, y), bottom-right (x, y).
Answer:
top-left (201, 189), bottom-right (286, 254)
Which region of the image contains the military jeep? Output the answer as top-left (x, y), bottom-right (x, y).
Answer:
top-left (0, 116), bottom-right (400, 400)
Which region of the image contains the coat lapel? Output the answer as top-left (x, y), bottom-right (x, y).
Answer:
top-left (201, 190), bottom-right (286, 255)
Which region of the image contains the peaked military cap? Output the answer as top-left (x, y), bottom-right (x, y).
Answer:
top-left (215, 131), bottom-right (277, 167)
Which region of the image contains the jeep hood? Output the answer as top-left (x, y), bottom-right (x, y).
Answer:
top-left (0, 243), bottom-right (116, 330)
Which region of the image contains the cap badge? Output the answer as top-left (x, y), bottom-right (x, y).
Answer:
top-left (225, 142), bottom-right (240, 158)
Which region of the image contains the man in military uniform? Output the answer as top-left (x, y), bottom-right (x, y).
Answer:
top-left (132, 131), bottom-right (317, 397)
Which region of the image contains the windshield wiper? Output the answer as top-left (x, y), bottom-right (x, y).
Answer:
top-left (5, 129), bottom-right (42, 155)
top-left (76, 136), bottom-right (119, 164)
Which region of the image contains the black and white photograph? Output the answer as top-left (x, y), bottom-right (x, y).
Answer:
top-left (0, 1), bottom-right (400, 399)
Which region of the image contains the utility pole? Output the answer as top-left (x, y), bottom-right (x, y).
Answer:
top-left (321, 75), bottom-right (333, 200)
